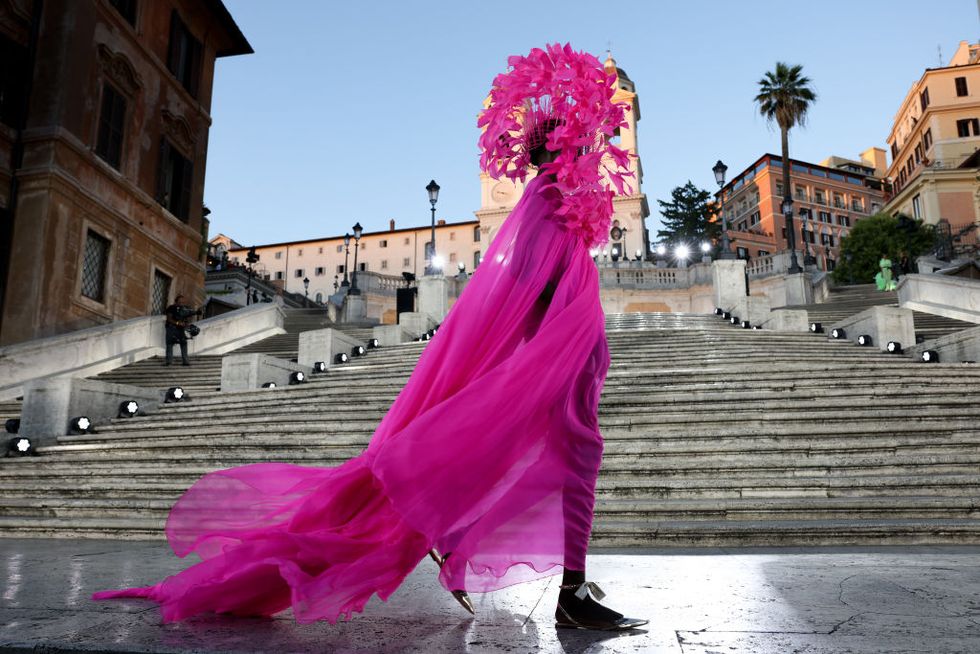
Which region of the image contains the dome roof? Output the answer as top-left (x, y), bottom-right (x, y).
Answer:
top-left (603, 52), bottom-right (631, 82)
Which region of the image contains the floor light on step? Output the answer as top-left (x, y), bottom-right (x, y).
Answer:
top-left (69, 416), bottom-right (92, 434)
top-left (722, 311), bottom-right (731, 320)
top-left (367, 338), bottom-right (380, 349)
top-left (830, 328), bottom-right (846, 339)
top-left (351, 345), bottom-right (366, 358)
top-left (886, 341), bottom-right (903, 354)
top-left (751, 325), bottom-right (762, 330)
top-left (857, 334), bottom-right (873, 347)
top-left (5, 436), bottom-right (32, 457)
top-left (809, 322), bottom-right (823, 333)
top-left (289, 371), bottom-right (307, 385)
top-left (729, 315), bottom-right (739, 325)
top-left (165, 387), bottom-right (186, 403)
top-left (262, 382), bottom-right (278, 389)
top-left (921, 350), bottom-right (939, 363)
top-left (4, 418), bottom-right (19, 434)
top-left (312, 362), bottom-right (327, 374)
top-left (118, 400), bottom-right (140, 418)
top-left (714, 308), bottom-right (723, 316)
top-left (334, 353), bottom-right (349, 364)
top-left (740, 320), bottom-right (751, 329)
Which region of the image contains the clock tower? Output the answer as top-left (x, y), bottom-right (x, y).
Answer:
top-left (475, 52), bottom-right (650, 261)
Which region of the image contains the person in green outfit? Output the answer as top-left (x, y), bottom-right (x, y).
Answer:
top-left (875, 253), bottom-right (897, 291)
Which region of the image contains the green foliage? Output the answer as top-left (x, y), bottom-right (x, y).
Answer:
top-left (656, 181), bottom-right (719, 245)
top-left (833, 214), bottom-right (934, 284)
top-left (755, 62), bottom-right (817, 132)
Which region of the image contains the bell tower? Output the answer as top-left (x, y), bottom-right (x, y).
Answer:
top-left (475, 52), bottom-right (650, 260)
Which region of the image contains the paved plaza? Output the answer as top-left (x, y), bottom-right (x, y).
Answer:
top-left (0, 540), bottom-right (978, 653)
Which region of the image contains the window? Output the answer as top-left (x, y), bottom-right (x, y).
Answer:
top-left (736, 246), bottom-right (749, 259)
top-left (449, 252), bottom-right (457, 262)
top-left (318, 247), bottom-right (323, 254)
top-left (890, 142), bottom-right (898, 160)
top-left (81, 230), bottom-right (110, 302)
top-left (167, 10), bottom-right (202, 97)
top-left (402, 257), bottom-right (411, 267)
top-left (956, 118), bottom-right (980, 137)
top-left (837, 215), bottom-right (850, 227)
top-left (335, 265), bottom-right (345, 274)
top-left (474, 250), bottom-right (481, 268)
top-left (275, 271), bottom-right (284, 280)
top-left (315, 292), bottom-right (323, 303)
top-left (156, 139), bottom-right (192, 221)
top-left (274, 251), bottom-right (282, 260)
top-left (95, 84), bottom-right (126, 169)
top-left (814, 189), bottom-right (826, 205)
top-left (297, 249), bottom-right (303, 257)
top-left (358, 262), bottom-right (367, 271)
top-left (380, 239), bottom-right (388, 248)
top-left (757, 250), bottom-right (770, 257)
top-left (737, 221), bottom-right (747, 232)
top-left (871, 202), bottom-right (881, 214)
top-left (109, 0), bottom-right (137, 25)
top-left (775, 182), bottom-right (784, 197)
top-left (851, 199), bottom-right (864, 212)
top-left (750, 211), bottom-right (760, 226)
top-left (336, 244), bottom-right (343, 253)
top-left (912, 194), bottom-right (922, 219)
top-left (314, 266), bottom-right (325, 276)
top-left (381, 260), bottom-right (388, 269)
top-left (361, 241), bottom-right (366, 250)
top-left (955, 76), bottom-right (968, 97)
top-left (294, 269), bottom-right (304, 278)
top-left (404, 237), bottom-right (410, 245)
top-left (832, 193), bottom-right (844, 209)
top-left (820, 233), bottom-right (835, 247)
top-left (0, 35), bottom-right (28, 128)
top-left (794, 185), bottom-right (807, 201)
top-left (923, 129), bottom-right (933, 151)
top-left (474, 226), bottom-right (481, 242)
top-left (818, 211), bottom-right (831, 223)
top-left (151, 269), bottom-right (171, 314)
top-left (919, 87), bottom-right (930, 110)
top-left (914, 145), bottom-right (922, 164)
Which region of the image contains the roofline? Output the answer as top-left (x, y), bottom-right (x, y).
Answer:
top-left (717, 153), bottom-right (875, 197)
top-left (205, 0), bottom-right (253, 57)
top-left (887, 60), bottom-right (980, 141)
top-left (226, 219), bottom-right (480, 251)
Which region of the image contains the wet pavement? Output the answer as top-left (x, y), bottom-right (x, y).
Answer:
top-left (0, 539), bottom-right (978, 653)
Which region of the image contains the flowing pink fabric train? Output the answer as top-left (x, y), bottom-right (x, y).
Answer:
top-left (93, 174), bottom-right (610, 623)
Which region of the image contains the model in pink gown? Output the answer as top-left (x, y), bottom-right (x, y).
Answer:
top-left (95, 43), bottom-right (646, 630)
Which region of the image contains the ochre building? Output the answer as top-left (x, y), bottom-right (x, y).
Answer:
top-left (0, 0), bottom-right (251, 345)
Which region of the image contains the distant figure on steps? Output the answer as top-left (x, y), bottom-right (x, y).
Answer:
top-left (875, 254), bottom-right (897, 291)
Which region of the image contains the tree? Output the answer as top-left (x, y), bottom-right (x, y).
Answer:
top-left (656, 181), bottom-right (719, 245)
top-left (833, 213), bottom-right (934, 284)
top-left (755, 62), bottom-right (817, 270)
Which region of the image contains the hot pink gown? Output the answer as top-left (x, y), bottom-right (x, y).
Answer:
top-left (94, 174), bottom-right (610, 623)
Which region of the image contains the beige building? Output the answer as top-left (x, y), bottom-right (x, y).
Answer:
top-left (883, 40), bottom-right (980, 246)
top-left (475, 53), bottom-right (651, 261)
top-left (221, 219), bottom-right (482, 304)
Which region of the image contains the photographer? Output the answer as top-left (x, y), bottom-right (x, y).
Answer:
top-left (164, 295), bottom-right (201, 367)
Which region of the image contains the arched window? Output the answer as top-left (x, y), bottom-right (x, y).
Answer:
top-left (315, 292), bottom-right (323, 303)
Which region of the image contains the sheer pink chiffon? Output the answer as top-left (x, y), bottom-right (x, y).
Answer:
top-left (93, 175), bottom-right (610, 623)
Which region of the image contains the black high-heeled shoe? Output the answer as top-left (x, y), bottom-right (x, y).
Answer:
top-left (555, 581), bottom-right (648, 631)
top-left (429, 549), bottom-right (475, 615)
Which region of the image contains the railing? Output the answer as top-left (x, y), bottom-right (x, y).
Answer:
top-left (746, 255), bottom-right (774, 278)
top-left (599, 263), bottom-right (713, 289)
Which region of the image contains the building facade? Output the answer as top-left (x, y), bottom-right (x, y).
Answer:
top-left (221, 219), bottom-right (482, 305)
top-left (0, 0), bottom-right (250, 346)
top-left (475, 54), bottom-right (651, 262)
top-left (883, 40), bottom-right (980, 247)
top-left (718, 151), bottom-right (887, 271)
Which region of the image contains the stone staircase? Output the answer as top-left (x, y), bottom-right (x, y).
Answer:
top-left (2, 311), bottom-right (979, 546)
top-left (781, 283), bottom-right (974, 341)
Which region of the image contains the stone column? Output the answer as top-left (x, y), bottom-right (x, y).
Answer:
top-left (342, 294), bottom-right (367, 323)
top-left (418, 275), bottom-right (450, 323)
top-left (711, 259), bottom-right (747, 311)
top-left (784, 273), bottom-right (814, 306)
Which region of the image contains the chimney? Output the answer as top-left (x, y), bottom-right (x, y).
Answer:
top-left (437, 219), bottom-right (446, 226)
top-left (389, 219), bottom-right (395, 231)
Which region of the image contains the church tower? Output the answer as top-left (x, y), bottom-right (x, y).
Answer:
top-left (475, 52), bottom-right (651, 261)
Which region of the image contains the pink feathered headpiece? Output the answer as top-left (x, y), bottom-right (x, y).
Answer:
top-left (478, 43), bottom-right (634, 248)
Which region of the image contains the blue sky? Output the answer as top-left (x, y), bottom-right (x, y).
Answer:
top-left (205, 0), bottom-right (977, 246)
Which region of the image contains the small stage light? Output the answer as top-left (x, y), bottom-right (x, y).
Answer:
top-left (751, 325), bottom-right (762, 330)
top-left (886, 341), bottom-right (903, 354)
top-left (118, 400), bottom-right (139, 418)
top-left (6, 437), bottom-right (32, 457)
top-left (830, 328), bottom-right (846, 339)
top-left (334, 352), bottom-right (350, 364)
top-left (5, 418), bottom-right (19, 434)
top-left (262, 382), bottom-right (277, 389)
top-left (69, 416), bottom-right (92, 434)
top-left (740, 320), bottom-right (751, 329)
top-left (722, 312), bottom-right (731, 320)
top-left (289, 371), bottom-right (306, 385)
top-left (422, 332), bottom-right (431, 341)
top-left (809, 322), bottom-right (823, 333)
top-left (367, 338), bottom-right (380, 349)
top-left (921, 350), bottom-right (939, 363)
top-left (857, 334), bottom-right (873, 347)
top-left (729, 315), bottom-right (739, 325)
top-left (351, 345), bottom-right (366, 357)
top-left (714, 307), bottom-right (723, 316)
top-left (312, 361), bottom-right (327, 373)
top-left (165, 386), bottom-right (186, 403)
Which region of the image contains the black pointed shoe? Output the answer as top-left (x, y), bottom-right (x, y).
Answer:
top-left (555, 581), bottom-right (648, 631)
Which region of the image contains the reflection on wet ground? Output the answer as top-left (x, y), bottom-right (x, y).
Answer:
top-left (1, 540), bottom-right (979, 653)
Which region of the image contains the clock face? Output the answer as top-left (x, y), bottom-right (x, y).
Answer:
top-left (491, 183), bottom-right (514, 204)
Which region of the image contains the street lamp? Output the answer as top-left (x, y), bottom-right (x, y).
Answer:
top-left (799, 208), bottom-right (816, 266)
top-left (341, 233), bottom-right (351, 287)
top-left (349, 222), bottom-right (363, 295)
top-left (245, 246), bottom-right (259, 305)
top-left (713, 160), bottom-right (734, 259)
top-left (426, 179), bottom-right (440, 274)
top-left (303, 276), bottom-right (310, 307)
top-left (782, 197), bottom-right (802, 274)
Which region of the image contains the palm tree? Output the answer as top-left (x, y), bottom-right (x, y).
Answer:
top-left (755, 62), bottom-right (816, 273)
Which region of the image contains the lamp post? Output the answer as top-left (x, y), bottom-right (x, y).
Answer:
top-left (799, 208), bottom-right (816, 266)
top-left (349, 222), bottom-right (363, 295)
top-left (782, 196), bottom-right (802, 274)
top-left (426, 179), bottom-right (440, 274)
top-left (245, 246), bottom-right (259, 306)
top-left (713, 160), bottom-right (734, 259)
top-left (341, 233), bottom-right (351, 287)
top-left (303, 276), bottom-right (310, 307)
